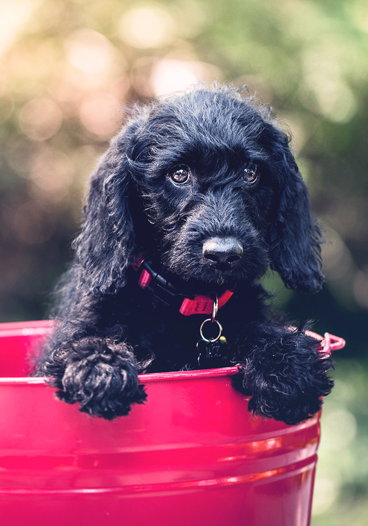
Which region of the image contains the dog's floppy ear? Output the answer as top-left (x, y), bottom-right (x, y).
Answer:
top-left (268, 135), bottom-right (324, 293)
top-left (73, 141), bottom-right (135, 296)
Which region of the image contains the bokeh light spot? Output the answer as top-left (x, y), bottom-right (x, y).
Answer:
top-left (119, 5), bottom-right (176, 49)
top-left (315, 81), bottom-right (357, 123)
top-left (29, 146), bottom-right (74, 202)
top-left (322, 409), bottom-right (357, 450)
top-left (312, 477), bottom-right (338, 515)
top-left (79, 94), bottom-right (122, 139)
top-left (151, 60), bottom-right (219, 96)
top-left (65, 29), bottom-right (115, 74)
top-left (18, 98), bottom-right (62, 141)
top-left (0, 0), bottom-right (38, 56)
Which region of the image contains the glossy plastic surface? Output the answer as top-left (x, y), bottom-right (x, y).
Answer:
top-left (0, 321), bottom-right (345, 526)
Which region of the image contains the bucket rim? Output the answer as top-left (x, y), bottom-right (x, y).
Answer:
top-left (0, 366), bottom-right (241, 386)
top-left (0, 320), bottom-right (345, 385)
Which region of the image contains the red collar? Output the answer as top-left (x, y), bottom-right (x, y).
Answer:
top-left (178, 290), bottom-right (234, 316)
top-left (131, 255), bottom-right (234, 316)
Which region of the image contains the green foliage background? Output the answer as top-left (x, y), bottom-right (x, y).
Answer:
top-left (0, 1), bottom-right (367, 523)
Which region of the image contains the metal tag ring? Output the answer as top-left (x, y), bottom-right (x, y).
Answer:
top-left (199, 318), bottom-right (223, 343)
top-left (211, 295), bottom-right (218, 322)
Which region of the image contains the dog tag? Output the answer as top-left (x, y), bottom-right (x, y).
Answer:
top-left (196, 338), bottom-right (227, 368)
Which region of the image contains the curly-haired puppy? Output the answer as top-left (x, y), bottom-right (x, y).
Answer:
top-left (36, 85), bottom-right (333, 425)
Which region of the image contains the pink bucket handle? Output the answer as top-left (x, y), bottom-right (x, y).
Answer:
top-left (321, 332), bottom-right (346, 354)
top-left (307, 331), bottom-right (346, 356)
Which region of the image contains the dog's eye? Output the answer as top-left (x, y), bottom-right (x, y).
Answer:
top-left (243, 166), bottom-right (259, 185)
top-left (169, 167), bottom-right (191, 185)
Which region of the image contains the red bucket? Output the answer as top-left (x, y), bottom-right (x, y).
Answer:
top-left (0, 321), bottom-right (344, 526)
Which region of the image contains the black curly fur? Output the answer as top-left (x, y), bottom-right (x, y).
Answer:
top-left (35, 84), bottom-right (333, 423)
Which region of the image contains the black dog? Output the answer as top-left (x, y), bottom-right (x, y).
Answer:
top-left (36, 85), bottom-right (333, 425)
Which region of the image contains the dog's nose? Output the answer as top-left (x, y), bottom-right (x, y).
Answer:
top-left (203, 237), bottom-right (243, 270)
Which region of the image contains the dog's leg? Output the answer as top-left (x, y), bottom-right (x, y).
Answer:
top-left (37, 333), bottom-right (147, 420)
top-left (232, 326), bottom-right (334, 425)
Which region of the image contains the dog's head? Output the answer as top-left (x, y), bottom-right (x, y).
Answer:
top-left (75, 86), bottom-right (324, 296)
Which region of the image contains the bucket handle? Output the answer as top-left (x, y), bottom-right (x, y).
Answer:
top-left (322, 333), bottom-right (346, 355)
top-left (308, 332), bottom-right (346, 356)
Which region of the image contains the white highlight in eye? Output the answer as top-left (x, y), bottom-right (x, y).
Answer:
top-left (170, 167), bottom-right (191, 185)
top-left (243, 167), bottom-right (258, 185)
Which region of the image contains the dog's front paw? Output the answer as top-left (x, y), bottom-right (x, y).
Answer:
top-left (233, 331), bottom-right (334, 425)
top-left (50, 338), bottom-right (147, 420)
top-left (246, 375), bottom-right (329, 426)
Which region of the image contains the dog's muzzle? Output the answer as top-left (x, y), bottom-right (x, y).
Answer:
top-left (203, 237), bottom-right (243, 271)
